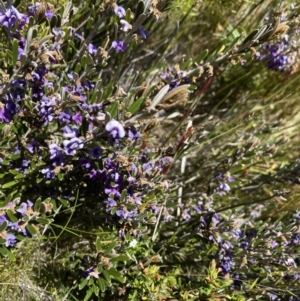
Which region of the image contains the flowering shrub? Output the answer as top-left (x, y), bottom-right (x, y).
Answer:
top-left (0, 0), bottom-right (300, 300)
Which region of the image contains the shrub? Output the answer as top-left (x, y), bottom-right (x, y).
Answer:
top-left (0, 0), bottom-right (300, 300)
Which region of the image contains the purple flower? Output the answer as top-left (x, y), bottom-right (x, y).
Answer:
top-left (74, 32), bottom-right (84, 41)
top-left (114, 5), bottom-right (126, 18)
top-left (268, 293), bottom-right (280, 301)
top-left (28, 3), bottom-right (53, 19)
top-left (63, 137), bottom-right (84, 156)
top-left (88, 43), bottom-right (97, 56)
top-left (0, 5), bottom-right (28, 29)
top-left (137, 27), bottom-right (149, 39)
top-left (182, 208), bottom-right (191, 220)
top-left (8, 222), bottom-right (19, 231)
top-left (14, 147), bottom-right (20, 154)
top-left (88, 169), bottom-right (99, 180)
top-left (284, 258), bottom-right (297, 267)
top-left (105, 119), bottom-right (125, 141)
top-left (49, 144), bottom-right (64, 167)
top-left (0, 101), bottom-right (18, 122)
top-left (105, 187), bottom-right (121, 197)
top-left (49, 144), bottom-right (62, 159)
top-left (112, 41), bottom-right (126, 52)
top-left (79, 158), bottom-right (91, 169)
top-left (22, 160), bottom-right (29, 167)
top-left (142, 161), bottom-right (155, 174)
top-left (216, 182), bottom-right (230, 195)
top-left (45, 9), bottom-right (53, 19)
top-left (59, 112), bottom-right (71, 124)
top-left (63, 126), bottom-right (79, 138)
top-left (128, 127), bottom-right (141, 140)
top-left (104, 198), bottom-right (117, 210)
top-left (16, 200), bottom-right (33, 216)
top-left (5, 233), bottom-right (17, 247)
top-left (41, 167), bottom-right (55, 179)
top-left (17, 202), bottom-right (28, 216)
top-left (28, 3), bottom-right (41, 16)
top-left (89, 145), bottom-right (102, 159)
top-left (0, 215), bottom-right (7, 223)
top-left (292, 233), bottom-right (300, 244)
top-left (38, 96), bottom-right (56, 124)
top-left (72, 113), bottom-right (82, 125)
top-left (28, 141), bottom-right (40, 154)
top-left (104, 157), bottom-right (117, 170)
top-left (120, 20), bottom-right (131, 32)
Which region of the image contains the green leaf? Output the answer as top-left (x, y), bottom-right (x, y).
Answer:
top-left (128, 97), bottom-right (144, 114)
top-left (254, 25), bottom-right (269, 41)
top-left (14, 173), bottom-right (24, 179)
top-left (125, 8), bottom-right (131, 22)
top-left (109, 255), bottom-right (131, 263)
top-left (111, 207), bottom-right (117, 215)
top-left (84, 289), bottom-right (93, 301)
top-left (34, 198), bottom-right (42, 212)
top-left (2, 193), bottom-right (14, 207)
top-left (181, 58), bottom-right (193, 70)
top-left (119, 189), bottom-right (127, 203)
top-left (81, 54), bottom-right (87, 69)
top-left (86, 18), bottom-right (94, 30)
top-left (36, 217), bottom-right (53, 225)
top-left (50, 15), bottom-right (58, 28)
top-left (126, 204), bottom-right (136, 211)
top-left (75, 62), bottom-right (81, 74)
top-left (6, 248), bottom-right (16, 261)
top-left (12, 39), bottom-right (18, 67)
top-left (97, 277), bottom-right (107, 292)
top-left (104, 241), bottom-right (117, 256)
top-left (135, 0), bottom-right (145, 21)
top-left (56, 14), bottom-right (62, 28)
top-left (26, 224), bottom-right (38, 235)
top-left (1, 160), bottom-right (10, 166)
top-left (250, 278), bottom-right (259, 289)
top-left (36, 177), bottom-right (43, 183)
top-left (96, 237), bottom-right (102, 252)
top-left (58, 198), bottom-right (69, 207)
top-left (0, 221), bottom-right (7, 232)
top-left (102, 270), bottom-right (111, 283)
top-left (6, 210), bottom-right (18, 222)
top-left (57, 173), bottom-right (64, 181)
top-left (93, 283), bottom-right (99, 296)
top-left (242, 29), bottom-right (259, 45)
top-left (79, 279), bottom-right (88, 290)
top-left (2, 180), bottom-right (19, 189)
top-left (0, 246), bottom-right (8, 256)
top-left (108, 101), bottom-right (118, 119)
top-left (15, 234), bottom-right (26, 241)
top-left (108, 268), bottom-right (125, 283)
top-left (90, 90), bottom-right (98, 104)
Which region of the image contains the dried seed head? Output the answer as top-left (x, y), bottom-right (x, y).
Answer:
top-left (29, 39), bottom-right (40, 54)
top-left (144, 98), bottom-right (152, 107)
top-left (246, 137), bottom-right (260, 151)
top-left (273, 22), bottom-right (289, 37)
top-left (2, 124), bottom-right (12, 138)
top-left (204, 64), bottom-right (214, 77)
top-left (142, 118), bottom-right (159, 132)
top-left (157, 84), bottom-right (190, 111)
top-left (36, 4), bottom-right (46, 22)
top-left (265, 144), bottom-right (277, 154)
top-left (125, 112), bottom-right (132, 119)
